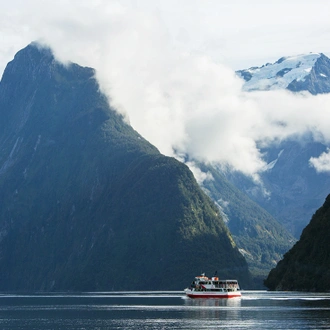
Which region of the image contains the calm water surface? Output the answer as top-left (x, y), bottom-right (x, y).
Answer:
top-left (0, 291), bottom-right (330, 329)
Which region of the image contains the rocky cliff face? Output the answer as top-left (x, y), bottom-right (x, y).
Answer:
top-left (0, 43), bottom-right (251, 291)
top-left (287, 54), bottom-right (330, 94)
top-left (264, 195), bottom-right (330, 291)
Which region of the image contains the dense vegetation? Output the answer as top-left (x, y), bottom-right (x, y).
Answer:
top-left (0, 44), bottom-right (251, 291)
top-left (200, 164), bottom-right (295, 285)
top-left (265, 194), bottom-right (330, 291)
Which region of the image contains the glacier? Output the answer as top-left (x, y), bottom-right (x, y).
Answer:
top-left (238, 53), bottom-right (321, 91)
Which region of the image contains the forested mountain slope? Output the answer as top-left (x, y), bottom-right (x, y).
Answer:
top-left (0, 43), bottom-right (251, 291)
top-left (264, 195), bottom-right (330, 291)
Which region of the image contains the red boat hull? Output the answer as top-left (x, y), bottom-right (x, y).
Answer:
top-left (186, 292), bottom-right (241, 299)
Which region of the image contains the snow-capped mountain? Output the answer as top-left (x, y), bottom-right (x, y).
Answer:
top-left (237, 53), bottom-right (330, 94)
top-left (231, 52), bottom-right (330, 238)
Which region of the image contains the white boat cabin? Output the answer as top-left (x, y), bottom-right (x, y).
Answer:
top-left (190, 275), bottom-right (240, 292)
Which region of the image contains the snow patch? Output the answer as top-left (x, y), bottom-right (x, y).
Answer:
top-left (0, 137), bottom-right (23, 175)
top-left (239, 248), bottom-right (254, 260)
top-left (34, 135), bottom-right (41, 151)
top-left (264, 149), bottom-right (284, 171)
top-left (215, 198), bottom-right (230, 224)
top-left (240, 53), bottom-right (321, 91)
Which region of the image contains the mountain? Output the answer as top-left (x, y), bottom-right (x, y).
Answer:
top-left (225, 138), bottom-right (330, 237)
top-left (233, 53), bottom-right (330, 237)
top-left (0, 43), bottom-right (251, 291)
top-left (237, 53), bottom-right (330, 94)
top-left (236, 52), bottom-right (330, 290)
top-left (198, 164), bottom-right (295, 283)
top-left (264, 194), bottom-right (330, 291)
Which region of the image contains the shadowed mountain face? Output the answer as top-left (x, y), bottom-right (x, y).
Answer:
top-left (0, 44), bottom-right (251, 291)
top-left (264, 194), bottom-right (330, 292)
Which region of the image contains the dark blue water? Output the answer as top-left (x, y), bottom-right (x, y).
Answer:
top-left (0, 291), bottom-right (329, 329)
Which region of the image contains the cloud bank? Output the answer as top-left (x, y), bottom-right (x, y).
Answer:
top-left (1, 1), bottom-right (330, 178)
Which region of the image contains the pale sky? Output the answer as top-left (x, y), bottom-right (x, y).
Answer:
top-left (2, 0), bottom-right (330, 71)
top-left (1, 0), bottom-right (330, 179)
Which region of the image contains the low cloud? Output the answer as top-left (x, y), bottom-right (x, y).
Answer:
top-left (184, 161), bottom-right (214, 185)
top-left (1, 1), bottom-right (330, 179)
top-left (310, 149), bottom-right (330, 173)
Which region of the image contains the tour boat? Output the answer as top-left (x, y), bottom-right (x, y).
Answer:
top-left (184, 274), bottom-right (241, 298)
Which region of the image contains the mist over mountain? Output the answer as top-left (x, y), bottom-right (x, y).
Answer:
top-left (233, 53), bottom-right (330, 237)
top-left (238, 53), bottom-right (330, 291)
top-left (0, 43), bottom-right (251, 291)
top-left (3, 44), bottom-right (328, 292)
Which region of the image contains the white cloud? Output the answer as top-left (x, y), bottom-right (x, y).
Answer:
top-left (184, 161), bottom-right (214, 185)
top-left (1, 1), bottom-right (330, 178)
top-left (310, 149), bottom-right (330, 173)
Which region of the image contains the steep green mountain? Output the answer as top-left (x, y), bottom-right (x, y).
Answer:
top-left (199, 164), bottom-right (295, 284)
top-left (264, 195), bottom-right (330, 291)
top-left (0, 43), bottom-right (251, 291)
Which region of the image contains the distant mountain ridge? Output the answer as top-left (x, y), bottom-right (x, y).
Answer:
top-left (232, 53), bottom-right (330, 237)
top-left (0, 43), bottom-right (251, 291)
top-left (237, 52), bottom-right (330, 94)
top-left (241, 52), bottom-right (330, 291)
top-left (197, 163), bottom-right (295, 283)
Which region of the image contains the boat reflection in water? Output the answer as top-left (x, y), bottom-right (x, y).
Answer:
top-left (184, 296), bottom-right (241, 307)
top-left (183, 295), bottom-right (241, 320)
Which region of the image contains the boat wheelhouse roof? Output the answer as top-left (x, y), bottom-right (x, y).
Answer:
top-left (194, 277), bottom-right (238, 283)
